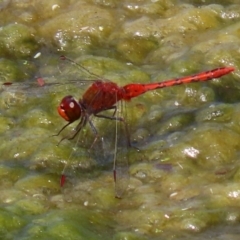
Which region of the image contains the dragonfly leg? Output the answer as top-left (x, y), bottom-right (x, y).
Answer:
top-left (94, 105), bottom-right (125, 122)
top-left (94, 113), bottom-right (132, 148)
top-left (55, 117), bottom-right (87, 146)
top-left (96, 106), bottom-right (118, 118)
top-left (52, 121), bottom-right (73, 137)
top-left (88, 119), bottom-right (100, 150)
top-left (109, 105), bottom-right (117, 117)
top-left (66, 117), bottom-right (87, 141)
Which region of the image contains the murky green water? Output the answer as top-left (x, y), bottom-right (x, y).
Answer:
top-left (0, 0), bottom-right (240, 239)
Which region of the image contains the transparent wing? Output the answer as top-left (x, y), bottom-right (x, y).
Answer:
top-left (1, 78), bottom-right (97, 96)
top-left (0, 78), bottom-right (99, 109)
top-left (113, 100), bottom-right (130, 198)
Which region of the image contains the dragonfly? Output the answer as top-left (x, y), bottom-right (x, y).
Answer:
top-left (55, 57), bottom-right (234, 197)
top-left (1, 58), bottom-right (235, 198)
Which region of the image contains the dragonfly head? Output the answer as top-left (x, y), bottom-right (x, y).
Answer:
top-left (58, 95), bottom-right (81, 122)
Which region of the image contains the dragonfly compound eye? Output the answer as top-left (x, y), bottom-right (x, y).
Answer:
top-left (57, 95), bottom-right (81, 122)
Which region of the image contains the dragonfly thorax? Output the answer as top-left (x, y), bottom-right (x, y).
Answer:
top-left (58, 95), bottom-right (82, 122)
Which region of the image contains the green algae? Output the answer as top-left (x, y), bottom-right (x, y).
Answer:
top-left (0, 59), bottom-right (27, 83)
top-left (0, 1), bottom-right (239, 240)
top-left (0, 208), bottom-right (26, 238)
top-left (0, 23), bottom-right (39, 58)
top-left (18, 209), bottom-right (114, 240)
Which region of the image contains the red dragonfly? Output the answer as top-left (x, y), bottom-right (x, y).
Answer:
top-left (56, 57), bottom-right (234, 197)
top-left (1, 59), bottom-right (234, 198)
